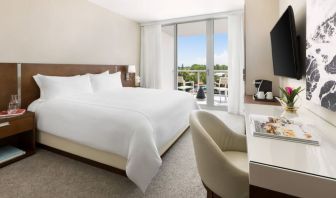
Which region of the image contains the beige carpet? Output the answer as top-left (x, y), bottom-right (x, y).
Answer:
top-left (0, 131), bottom-right (206, 198)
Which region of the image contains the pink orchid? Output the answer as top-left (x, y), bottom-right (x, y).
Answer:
top-left (285, 87), bottom-right (293, 95)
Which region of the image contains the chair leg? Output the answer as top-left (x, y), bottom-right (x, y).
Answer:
top-left (205, 186), bottom-right (222, 198)
top-left (203, 183), bottom-right (213, 198)
top-left (207, 189), bottom-right (213, 198)
top-left (203, 181), bottom-right (221, 198)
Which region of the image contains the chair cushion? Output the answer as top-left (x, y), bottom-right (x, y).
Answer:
top-left (215, 87), bottom-right (228, 91)
top-left (222, 151), bottom-right (249, 173)
top-left (178, 86), bottom-right (193, 90)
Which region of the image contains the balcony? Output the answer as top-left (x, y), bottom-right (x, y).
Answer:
top-left (177, 69), bottom-right (228, 106)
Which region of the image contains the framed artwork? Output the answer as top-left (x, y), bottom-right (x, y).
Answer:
top-left (306, 0), bottom-right (336, 111)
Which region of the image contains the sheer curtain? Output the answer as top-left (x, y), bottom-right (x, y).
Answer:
top-left (140, 24), bottom-right (162, 89)
top-left (160, 25), bottom-right (175, 90)
top-left (228, 13), bottom-right (245, 115)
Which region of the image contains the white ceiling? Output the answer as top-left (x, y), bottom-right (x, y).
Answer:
top-left (88, 0), bottom-right (244, 23)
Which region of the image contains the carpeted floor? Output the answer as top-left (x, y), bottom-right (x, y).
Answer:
top-left (0, 130), bottom-right (206, 198)
top-left (0, 111), bottom-right (245, 198)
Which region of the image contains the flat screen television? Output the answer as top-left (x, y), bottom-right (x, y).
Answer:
top-left (270, 6), bottom-right (301, 80)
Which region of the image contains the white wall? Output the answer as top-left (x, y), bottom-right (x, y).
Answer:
top-left (0, 0), bottom-right (140, 70)
top-left (279, 0), bottom-right (336, 126)
top-left (245, 0), bottom-right (280, 95)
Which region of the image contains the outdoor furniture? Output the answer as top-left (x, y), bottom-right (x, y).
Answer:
top-left (214, 77), bottom-right (228, 102)
top-left (177, 76), bottom-right (194, 93)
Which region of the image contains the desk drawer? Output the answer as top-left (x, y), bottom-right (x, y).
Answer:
top-left (249, 162), bottom-right (336, 198)
top-left (0, 117), bottom-right (34, 139)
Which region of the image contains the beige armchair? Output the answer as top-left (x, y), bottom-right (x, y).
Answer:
top-left (214, 77), bottom-right (228, 102)
top-left (190, 110), bottom-right (249, 198)
top-left (177, 76), bottom-right (194, 93)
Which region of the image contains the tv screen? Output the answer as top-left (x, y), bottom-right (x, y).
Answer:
top-left (270, 6), bottom-right (301, 79)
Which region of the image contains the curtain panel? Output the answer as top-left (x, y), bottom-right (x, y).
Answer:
top-left (140, 24), bottom-right (162, 89)
top-left (228, 14), bottom-right (245, 114)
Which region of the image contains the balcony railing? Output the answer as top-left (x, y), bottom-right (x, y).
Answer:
top-left (177, 69), bottom-right (228, 91)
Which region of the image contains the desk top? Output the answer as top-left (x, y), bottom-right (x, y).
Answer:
top-left (245, 104), bottom-right (336, 180)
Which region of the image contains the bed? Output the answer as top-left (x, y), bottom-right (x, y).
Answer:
top-left (21, 63), bottom-right (198, 192)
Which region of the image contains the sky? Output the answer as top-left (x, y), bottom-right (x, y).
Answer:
top-left (177, 32), bottom-right (228, 67)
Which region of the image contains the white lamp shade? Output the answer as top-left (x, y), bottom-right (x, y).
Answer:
top-left (128, 65), bottom-right (136, 73)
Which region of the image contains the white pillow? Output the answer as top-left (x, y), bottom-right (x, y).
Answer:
top-left (33, 74), bottom-right (43, 89)
top-left (90, 72), bottom-right (123, 92)
top-left (39, 75), bottom-right (92, 100)
top-left (33, 74), bottom-right (80, 89)
top-left (33, 71), bottom-right (109, 88)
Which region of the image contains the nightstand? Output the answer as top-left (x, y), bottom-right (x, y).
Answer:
top-left (0, 111), bottom-right (36, 167)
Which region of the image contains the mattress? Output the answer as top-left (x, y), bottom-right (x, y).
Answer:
top-left (28, 87), bottom-right (198, 192)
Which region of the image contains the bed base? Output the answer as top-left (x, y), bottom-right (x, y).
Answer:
top-left (37, 143), bottom-right (127, 176)
top-left (37, 126), bottom-right (189, 176)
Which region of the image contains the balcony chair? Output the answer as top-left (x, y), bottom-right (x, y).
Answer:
top-left (190, 110), bottom-right (249, 198)
top-left (177, 76), bottom-right (194, 93)
top-left (214, 77), bottom-right (228, 103)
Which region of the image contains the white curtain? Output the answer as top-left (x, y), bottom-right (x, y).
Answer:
top-left (140, 24), bottom-right (162, 89)
top-left (228, 14), bottom-right (245, 115)
top-left (160, 25), bottom-right (175, 90)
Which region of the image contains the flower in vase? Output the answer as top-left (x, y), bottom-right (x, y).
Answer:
top-left (279, 86), bottom-right (304, 109)
top-left (285, 87), bottom-right (293, 95)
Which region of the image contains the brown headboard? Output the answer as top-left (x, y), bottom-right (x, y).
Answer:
top-left (0, 63), bottom-right (18, 111)
top-left (21, 63), bottom-right (135, 109)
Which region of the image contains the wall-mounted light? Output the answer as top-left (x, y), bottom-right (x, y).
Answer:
top-left (127, 65), bottom-right (136, 80)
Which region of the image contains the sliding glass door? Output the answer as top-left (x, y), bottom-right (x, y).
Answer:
top-left (175, 18), bottom-right (228, 107)
top-left (177, 21), bottom-right (208, 104)
top-left (213, 18), bottom-right (229, 106)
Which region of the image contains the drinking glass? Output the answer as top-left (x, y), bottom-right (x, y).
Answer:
top-left (7, 102), bottom-right (17, 114)
top-left (7, 95), bottom-right (19, 114)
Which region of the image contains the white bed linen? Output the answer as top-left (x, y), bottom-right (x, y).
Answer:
top-left (28, 87), bottom-right (198, 192)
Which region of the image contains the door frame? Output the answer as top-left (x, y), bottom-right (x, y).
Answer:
top-left (168, 17), bottom-right (228, 108)
top-left (206, 19), bottom-right (215, 106)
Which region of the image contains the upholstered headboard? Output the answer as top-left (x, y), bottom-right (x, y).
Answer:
top-left (0, 63), bottom-right (18, 111)
top-left (21, 63), bottom-right (134, 108)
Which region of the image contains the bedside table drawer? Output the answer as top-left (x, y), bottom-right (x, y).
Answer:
top-left (0, 117), bottom-right (34, 139)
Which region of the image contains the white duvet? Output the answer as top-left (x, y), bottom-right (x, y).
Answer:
top-left (28, 87), bottom-right (198, 192)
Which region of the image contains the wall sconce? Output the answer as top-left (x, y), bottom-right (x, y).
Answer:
top-left (127, 65), bottom-right (136, 80)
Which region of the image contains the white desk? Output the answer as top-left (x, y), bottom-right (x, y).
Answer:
top-left (245, 104), bottom-right (336, 198)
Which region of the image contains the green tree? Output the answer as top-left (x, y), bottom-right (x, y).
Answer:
top-left (178, 64), bottom-right (228, 85)
top-left (214, 64), bottom-right (228, 70)
top-left (190, 64), bottom-right (206, 70)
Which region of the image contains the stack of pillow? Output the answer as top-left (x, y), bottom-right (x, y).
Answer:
top-left (33, 71), bottom-right (123, 100)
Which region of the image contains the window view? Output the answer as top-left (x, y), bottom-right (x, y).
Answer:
top-left (177, 21), bottom-right (207, 103)
top-left (177, 19), bottom-right (228, 106)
